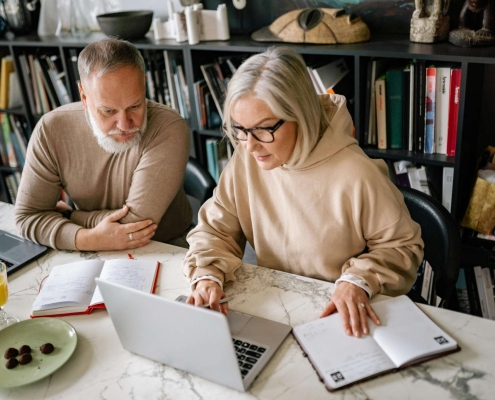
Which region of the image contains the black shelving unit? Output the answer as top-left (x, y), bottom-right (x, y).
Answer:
top-left (0, 31), bottom-right (494, 289)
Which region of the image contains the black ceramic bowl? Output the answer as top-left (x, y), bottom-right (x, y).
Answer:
top-left (97, 10), bottom-right (154, 41)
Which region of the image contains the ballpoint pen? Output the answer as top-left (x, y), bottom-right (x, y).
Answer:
top-left (200, 296), bottom-right (235, 308)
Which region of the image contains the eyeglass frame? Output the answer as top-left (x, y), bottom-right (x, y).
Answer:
top-left (223, 119), bottom-right (286, 143)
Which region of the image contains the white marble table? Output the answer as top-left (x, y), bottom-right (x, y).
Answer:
top-left (1, 201), bottom-right (495, 399)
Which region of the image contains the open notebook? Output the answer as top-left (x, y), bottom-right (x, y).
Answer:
top-left (31, 259), bottom-right (160, 317)
top-left (293, 295), bottom-right (460, 391)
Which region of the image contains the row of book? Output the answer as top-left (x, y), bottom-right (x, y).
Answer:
top-left (205, 138), bottom-right (232, 183)
top-left (142, 50), bottom-right (190, 120)
top-left (456, 266), bottom-right (495, 320)
top-left (17, 53), bottom-right (72, 116)
top-left (389, 160), bottom-right (454, 213)
top-left (364, 59), bottom-right (462, 156)
top-left (0, 113), bottom-right (29, 169)
top-left (0, 55), bottom-right (22, 110)
top-left (194, 55), bottom-right (246, 131)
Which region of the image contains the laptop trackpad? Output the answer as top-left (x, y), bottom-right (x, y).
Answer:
top-left (227, 311), bottom-right (252, 335)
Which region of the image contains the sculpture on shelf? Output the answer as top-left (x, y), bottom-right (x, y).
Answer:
top-left (410, 0), bottom-right (451, 42)
top-left (449, 0), bottom-right (495, 47)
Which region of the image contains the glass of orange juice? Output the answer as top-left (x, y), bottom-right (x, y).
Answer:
top-left (0, 262), bottom-right (19, 329)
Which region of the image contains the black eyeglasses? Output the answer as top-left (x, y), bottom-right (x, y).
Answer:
top-left (223, 119), bottom-right (285, 143)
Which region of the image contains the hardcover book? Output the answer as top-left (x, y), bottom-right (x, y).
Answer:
top-left (447, 69), bottom-right (462, 157)
top-left (424, 67), bottom-right (436, 154)
top-left (293, 295), bottom-right (460, 391)
top-left (31, 259), bottom-right (160, 317)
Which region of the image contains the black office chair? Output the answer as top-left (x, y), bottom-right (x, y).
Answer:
top-left (397, 186), bottom-right (461, 308)
top-left (184, 157), bottom-right (216, 226)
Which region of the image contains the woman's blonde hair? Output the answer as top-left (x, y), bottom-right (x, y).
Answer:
top-left (223, 46), bottom-right (329, 167)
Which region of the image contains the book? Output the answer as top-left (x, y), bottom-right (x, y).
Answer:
top-left (393, 160), bottom-right (412, 187)
top-left (67, 49), bottom-right (81, 102)
top-left (375, 75), bottom-right (387, 149)
top-left (292, 295), bottom-right (460, 392)
top-left (482, 267), bottom-right (495, 320)
top-left (7, 71), bottom-right (22, 109)
top-left (367, 59), bottom-right (390, 146)
top-left (201, 63), bottom-right (227, 119)
top-left (0, 56), bottom-right (14, 109)
top-left (413, 60), bottom-right (426, 152)
top-left (455, 269), bottom-right (471, 314)
top-left (402, 64), bottom-right (413, 151)
top-left (473, 266), bottom-right (489, 319)
top-left (385, 67), bottom-right (404, 149)
top-left (18, 54), bottom-right (37, 115)
top-left (28, 54), bottom-right (42, 115)
top-left (434, 67), bottom-right (451, 154)
top-left (464, 267), bottom-right (482, 317)
top-left (31, 259), bottom-right (160, 317)
top-left (311, 58), bottom-right (350, 93)
top-left (421, 261), bottom-right (433, 302)
top-left (163, 50), bottom-right (179, 112)
top-left (442, 167), bottom-right (454, 212)
top-left (424, 66), bottom-right (436, 154)
top-left (447, 69), bottom-right (461, 157)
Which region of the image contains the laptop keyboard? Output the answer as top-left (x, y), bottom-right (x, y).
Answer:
top-left (232, 338), bottom-right (266, 379)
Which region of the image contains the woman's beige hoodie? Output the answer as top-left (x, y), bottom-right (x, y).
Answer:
top-left (183, 95), bottom-right (424, 297)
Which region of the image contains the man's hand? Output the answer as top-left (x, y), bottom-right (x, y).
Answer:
top-left (187, 279), bottom-right (229, 315)
top-left (75, 205), bottom-right (157, 251)
top-left (320, 281), bottom-right (380, 337)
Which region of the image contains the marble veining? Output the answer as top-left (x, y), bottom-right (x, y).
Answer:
top-left (1, 202), bottom-right (495, 399)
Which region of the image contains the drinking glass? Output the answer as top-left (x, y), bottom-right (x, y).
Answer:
top-left (0, 262), bottom-right (19, 329)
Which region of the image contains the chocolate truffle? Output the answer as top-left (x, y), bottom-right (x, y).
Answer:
top-left (4, 347), bottom-right (18, 359)
top-left (19, 353), bottom-right (32, 365)
top-left (6, 357), bottom-right (18, 369)
top-left (19, 345), bottom-right (31, 355)
top-left (40, 343), bottom-right (54, 354)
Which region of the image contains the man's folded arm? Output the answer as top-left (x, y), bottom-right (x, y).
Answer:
top-left (15, 123), bottom-right (82, 250)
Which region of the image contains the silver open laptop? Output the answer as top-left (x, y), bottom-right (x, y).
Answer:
top-left (96, 278), bottom-right (292, 392)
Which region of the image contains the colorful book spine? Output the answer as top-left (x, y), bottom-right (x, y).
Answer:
top-left (447, 69), bottom-right (462, 157)
top-left (385, 68), bottom-right (403, 149)
top-left (434, 67), bottom-right (451, 154)
top-left (424, 67), bottom-right (436, 154)
top-left (375, 75), bottom-right (387, 149)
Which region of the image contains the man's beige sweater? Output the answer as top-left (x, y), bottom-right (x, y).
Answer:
top-left (15, 101), bottom-right (192, 250)
top-left (183, 95), bottom-right (424, 297)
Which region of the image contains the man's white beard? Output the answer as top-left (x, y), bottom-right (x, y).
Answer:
top-left (88, 110), bottom-right (147, 154)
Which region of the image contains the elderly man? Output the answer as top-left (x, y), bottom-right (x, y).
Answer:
top-left (15, 38), bottom-right (192, 251)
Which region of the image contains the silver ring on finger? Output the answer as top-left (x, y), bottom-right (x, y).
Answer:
top-left (128, 232), bottom-right (134, 241)
top-left (359, 302), bottom-right (366, 308)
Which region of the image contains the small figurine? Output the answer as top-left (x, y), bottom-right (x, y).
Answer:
top-left (449, 0), bottom-right (495, 47)
top-left (410, 0), bottom-right (451, 42)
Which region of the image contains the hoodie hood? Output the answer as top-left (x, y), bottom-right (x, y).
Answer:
top-left (285, 94), bottom-right (358, 171)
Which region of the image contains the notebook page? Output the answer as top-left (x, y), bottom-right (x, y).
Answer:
top-left (90, 259), bottom-right (157, 306)
top-left (293, 315), bottom-right (395, 390)
top-left (32, 260), bottom-right (104, 310)
top-left (370, 296), bottom-right (458, 367)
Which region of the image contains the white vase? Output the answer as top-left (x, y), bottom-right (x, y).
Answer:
top-left (37, 0), bottom-right (59, 36)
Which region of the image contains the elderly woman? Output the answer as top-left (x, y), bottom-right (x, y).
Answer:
top-left (182, 47), bottom-right (423, 337)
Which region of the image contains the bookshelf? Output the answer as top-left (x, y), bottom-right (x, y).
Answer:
top-left (0, 31), bottom-right (493, 314)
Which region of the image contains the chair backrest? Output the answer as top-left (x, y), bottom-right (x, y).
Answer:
top-left (184, 157), bottom-right (216, 225)
top-left (397, 186), bottom-right (461, 307)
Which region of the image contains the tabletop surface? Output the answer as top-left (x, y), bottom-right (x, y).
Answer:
top-left (1, 201), bottom-right (494, 399)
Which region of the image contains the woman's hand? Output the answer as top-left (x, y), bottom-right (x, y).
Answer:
top-left (320, 281), bottom-right (380, 337)
top-left (187, 279), bottom-right (229, 315)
